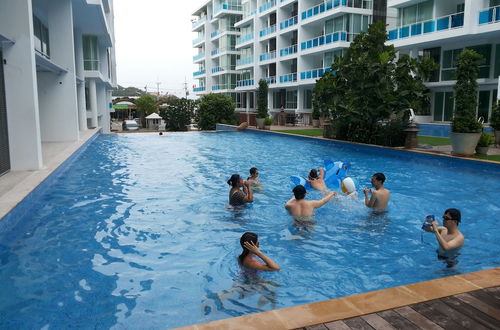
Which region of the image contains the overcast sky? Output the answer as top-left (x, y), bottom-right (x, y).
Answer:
top-left (114, 0), bottom-right (204, 97)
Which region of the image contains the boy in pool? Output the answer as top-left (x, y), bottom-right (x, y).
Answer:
top-left (363, 173), bottom-right (390, 211)
top-left (307, 168), bottom-right (327, 191)
top-left (285, 185), bottom-right (336, 220)
top-left (246, 167), bottom-right (260, 185)
top-left (423, 208), bottom-right (464, 267)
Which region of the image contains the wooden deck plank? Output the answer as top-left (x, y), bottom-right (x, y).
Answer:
top-left (343, 317), bottom-right (375, 330)
top-left (394, 306), bottom-right (444, 330)
top-left (376, 310), bottom-right (420, 330)
top-left (455, 292), bottom-right (500, 321)
top-left (425, 298), bottom-right (490, 330)
top-left (468, 289), bottom-right (500, 309)
top-left (410, 301), bottom-right (469, 330)
top-left (324, 320), bottom-right (351, 330)
top-left (305, 324), bottom-right (329, 330)
top-left (360, 314), bottom-right (397, 330)
top-left (441, 296), bottom-right (500, 329)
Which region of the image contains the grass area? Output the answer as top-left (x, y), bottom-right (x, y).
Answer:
top-left (417, 135), bottom-right (451, 146)
top-left (275, 129), bottom-right (323, 137)
top-left (473, 154), bottom-right (500, 162)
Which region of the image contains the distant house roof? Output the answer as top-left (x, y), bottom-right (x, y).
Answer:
top-left (145, 113), bottom-right (162, 119)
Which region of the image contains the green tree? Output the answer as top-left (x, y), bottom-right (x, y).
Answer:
top-left (490, 99), bottom-right (500, 130)
top-left (451, 49), bottom-right (483, 133)
top-left (112, 85), bottom-right (146, 97)
top-left (256, 79), bottom-right (269, 118)
top-left (160, 98), bottom-right (195, 131)
top-left (135, 94), bottom-right (158, 127)
top-left (196, 93), bottom-right (235, 130)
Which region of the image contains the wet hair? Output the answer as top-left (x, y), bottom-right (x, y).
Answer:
top-left (445, 208), bottom-right (461, 224)
top-left (159, 132), bottom-right (163, 136)
top-left (227, 174), bottom-right (240, 188)
top-left (293, 185), bottom-right (306, 200)
top-left (309, 169), bottom-right (318, 179)
top-left (372, 173), bottom-right (386, 184)
top-left (249, 167), bottom-right (258, 176)
top-left (239, 232), bottom-right (258, 264)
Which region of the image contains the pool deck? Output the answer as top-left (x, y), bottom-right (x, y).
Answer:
top-left (0, 128), bottom-right (100, 220)
top-left (176, 267), bottom-right (500, 330)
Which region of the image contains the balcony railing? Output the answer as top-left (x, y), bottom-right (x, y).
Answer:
top-left (193, 53), bottom-right (205, 61)
top-left (259, 0), bottom-right (276, 13)
top-left (213, 3), bottom-right (242, 15)
top-left (279, 72), bottom-right (297, 83)
top-left (84, 60), bottom-right (99, 71)
top-left (280, 15), bottom-right (298, 30)
top-left (280, 44), bottom-right (297, 57)
top-left (259, 25), bottom-right (277, 37)
top-left (211, 49), bottom-right (219, 56)
top-left (263, 76), bottom-right (276, 84)
top-left (300, 31), bottom-right (352, 51)
top-left (259, 50), bottom-right (276, 61)
top-left (388, 12), bottom-right (464, 41)
top-left (479, 6), bottom-right (500, 24)
top-left (211, 27), bottom-right (239, 39)
top-left (193, 69), bottom-right (206, 76)
top-left (193, 86), bottom-right (206, 92)
top-left (236, 79), bottom-right (254, 87)
top-left (236, 33), bottom-right (254, 45)
top-left (212, 84), bottom-right (236, 91)
top-left (243, 10), bottom-right (257, 19)
top-left (192, 16), bottom-right (207, 29)
top-left (236, 57), bottom-right (253, 66)
top-left (192, 35), bottom-right (204, 45)
top-left (300, 67), bottom-right (332, 80)
top-left (211, 66), bottom-right (236, 73)
top-left (301, 0), bottom-right (372, 21)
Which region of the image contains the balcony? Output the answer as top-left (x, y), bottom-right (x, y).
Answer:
top-left (300, 31), bottom-right (351, 51)
top-left (259, 50), bottom-right (276, 62)
top-left (300, 67), bottom-right (332, 80)
top-left (259, 25), bottom-right (277, 38)
top-left (301, 0), bottom-right (372, 21)
top-left (259, 0), bottom-right (276, 13)
top-left (212, 84), bottom-right (236, 91)
top-left (279, 72), bottom-right (297, 83)
top-left (236, 79), bottom-right (255, 87)
top-left (280, 16), bottom-right (298, 30)
top-left (263, 76), bottom-right (276, 84)
top-left (280, 44), bottom-right (297, 57)
top-left (213, 3), bottom-right (242, 16)
top-left (211, 49), bottom-right (220, 56)
top-left (236, 57), bottom-right (253, 66)
top-left (192, 16), bottom-right (207, 30)
top-left (193, 86), bottom-right (206, 92)
top-left (193, 69), bottom-right (206, 77)
top-left (388, 12), bottom-right (464, 41)
top-left (236, 33), bottom-right (254, 45)
top-left (479, 6), bottom-right (500, 25)
top-left (211, 28), bottom-right (239, 39)
top-left (193, 53), bottom-right (205, 61)
top-left (192, 35), bottom-right (205, 45)
top-left (211, 66), bottom-right (237, 74)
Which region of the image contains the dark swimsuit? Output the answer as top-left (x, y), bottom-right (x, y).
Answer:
top-left (230, 190), bottom-right (245, 206)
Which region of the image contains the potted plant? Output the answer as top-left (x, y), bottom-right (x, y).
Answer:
top-left (256, 79), bottom-right (269, 129)
top-left (264, 117), bottom-right (273, 130)
top-left (475, 132), bottom-right (494, 155)
top-left (311, 104), bottom-right (320, 128)
top-left (450, 49), bottom-right (483, 156)
top-left (490, 99), bottom-right (500, 146)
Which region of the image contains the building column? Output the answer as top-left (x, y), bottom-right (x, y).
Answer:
top-left (88, 79), bottom-right (98, 128)
top-left (0, 0), bottom-right (43, 170)
top-left (246, 91), bottom-right (250, 123)
top-left (74, 29), bottom-right (87, 131)
top-left (296, 87), bottom-right (302, 113)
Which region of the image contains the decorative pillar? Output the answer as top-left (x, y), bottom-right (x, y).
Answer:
top-left (88, 79), bottom-right (98, 128)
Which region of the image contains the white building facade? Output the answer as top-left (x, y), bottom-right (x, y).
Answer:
top-left (0, 0), bottom-right (117, 175)
top-left (192, 0), bottom-right (500, 125)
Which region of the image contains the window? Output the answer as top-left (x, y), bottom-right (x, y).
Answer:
top-left (303, 90), bottom-right (312, 109)
top-left (478, 91), bottom-right (491, 122)
top-left (83, 35), bottom-right (99, 71)
top-left (286, 90), bottom-right (297, 109)
top-left (433, 91), bottom-right (454, 121)
top-left (495, 44), bottom-right (500, 77)
top-left (273, 91), bottom-right (281, 109)
top-left (442, 45), bottom-right (492, 80)
top-left (399, 0), bottom-right (433, 27)
top-left (33, 15), bottom-right (50, 58)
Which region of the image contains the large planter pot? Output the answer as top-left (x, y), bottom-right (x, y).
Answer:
top-left (475, 146), bottom-right (489, 155)
top-left (450, 132), bottom-right (481, 156)
top-left (256, 118), bottom-right (265, 129)
top-left (495, 130), bottom-right (500, 147)
top-left (264, 125), bottom-right (271, 130)
top-left (312, 119), bottom-right (320, 128)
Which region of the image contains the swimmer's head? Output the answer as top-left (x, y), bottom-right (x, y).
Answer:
top-left (444, 208), bottom-right (461, 225)
top-left (309, 169), bottom-right (318, 179)
top-left (249, 167), bottom-right (258, 176)
top-left (293, 185), bottom-right (306, 200)
top-left (239, 232), bottom-right (258, 263)
top-left (227, 174), bottom-right (241, 187)
top-left (371, 173), bottom-right (386, 186)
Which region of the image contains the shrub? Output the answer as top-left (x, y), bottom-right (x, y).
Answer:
top-left (256, 80), bottom-right (269, 118)
top-left (477, 132), bottom-right (494, 147)
top-left (196, 94), bottom-right (236, 130)
top-left (490, 100), bottom-right (500, 130)
top-left (159, 98), bottom-right (195, 131)
top-left (264, 117), bottom-right (273, 125)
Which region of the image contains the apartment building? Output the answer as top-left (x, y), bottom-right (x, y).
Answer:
top-left (387, 0), bottom-right (500, 123)
top-left (0, 0), bottom-right (117, 175)
top-left (192, 0), bottom-right (500, 125)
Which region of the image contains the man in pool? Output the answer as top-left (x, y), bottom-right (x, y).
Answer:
top-left (285, 185), bottom-right (336, 220)
top-left (424, 208), bottom-right (464, 267)
top-left (363, 173), bottom-right (390, 211)
top-left (307, 168), bottom-right (327, 191)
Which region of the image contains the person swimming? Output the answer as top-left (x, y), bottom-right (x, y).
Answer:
top-left (285, 185), bottom-right (336, 219)
top-left (246, 167), bottom-right (260, 185)
top-left (238, 232), bottom-right (280, 271)
top-left (363, 173), bottom-right (390, 212)
top-left (307, 168), bottom-right (328, 191)
top-left (227, 174), bottom-right (253, 206)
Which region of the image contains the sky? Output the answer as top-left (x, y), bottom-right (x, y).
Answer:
top-left (114, 0), bottom-right (205, 97)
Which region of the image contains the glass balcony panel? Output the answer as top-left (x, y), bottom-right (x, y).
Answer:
top-left (436, 17), bottom-right (449, 31)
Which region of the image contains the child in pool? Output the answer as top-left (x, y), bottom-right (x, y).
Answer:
top-left (238, 232), bottom-right (280, 271)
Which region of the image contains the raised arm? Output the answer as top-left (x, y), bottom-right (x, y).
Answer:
top-left (243, 181), bottom-right (253, 203)
top-left (285, 196), bottom-right (295, 210)
top-left (311, 191), bottom-right (336, 208)
top-left (319, 168), bottom-right (325, 180)
top-left (364, 188), bottom-right (376, 208)
top-left (431, 222), bottom-right (463, 251)
top-left (243, 241), bottom-right (280, 271)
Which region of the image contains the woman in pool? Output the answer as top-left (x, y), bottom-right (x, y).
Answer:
top-left (238, 232), bottom-right (280, 271)
top-left (227, 174), bottom-right (253, 206)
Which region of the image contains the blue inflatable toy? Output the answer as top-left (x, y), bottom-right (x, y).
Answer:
top-left (290, 159), bottom-right (350, 190)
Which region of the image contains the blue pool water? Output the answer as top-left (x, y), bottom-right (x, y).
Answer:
top-left (0, 131), bottom-right (499, 329)
top-left (418, 123), bottom-right (493, 137)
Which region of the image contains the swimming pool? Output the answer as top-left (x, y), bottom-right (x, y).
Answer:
top-left (418, 123), bottom-right (493, 137)
top-left (0, 131), bottom-right (499, 329)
